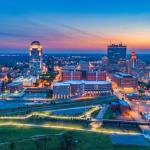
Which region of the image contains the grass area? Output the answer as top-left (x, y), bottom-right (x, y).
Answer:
top-left (103, 107), bottom-right (119, 119)
top-left (91, 108), bottom-right (100, 118)
top-left (103, 107), bottom-right (113, 119)
top-left (0, 126), bottom-right (149, 150)
top-left (97, 126), bottom-right (140, 134)
top-left (0, 118), bottom-right (88, 130)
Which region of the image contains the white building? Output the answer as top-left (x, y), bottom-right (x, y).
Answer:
top-left (53, 82), bottom-right (71, 99)
top-left (12, 76), bottom-right (37, 87)
top-left (53, 80), bottom-right (112, 99)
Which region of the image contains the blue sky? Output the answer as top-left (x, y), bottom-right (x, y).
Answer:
top-left (0, 0), bottom-right (150, 53)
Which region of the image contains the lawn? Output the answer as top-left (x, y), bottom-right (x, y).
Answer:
top-left (103, 107), bottom-right (113, 119)
top-left (103, 107), bottom-right (119, 119)
top-left (0, 125), bottom-right (149, 150)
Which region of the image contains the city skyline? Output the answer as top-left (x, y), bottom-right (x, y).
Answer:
top-left (0, 1), bottom-right (150, 149)
top-left (0, 0), bottom-right (150, 54)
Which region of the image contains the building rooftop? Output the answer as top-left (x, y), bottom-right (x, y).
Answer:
top-left (12, 76), bottom-right (37, 83)
top-left (53, 82), bottom-right (70, 86)
top-left (108, 43), bottom-right (126, 48)
top-left (114, 72), bottom-right (135, 78)
top-left (7, 82), bottom-right (22, 86)
top-left (64, 80), bottom-right (84, 85)
top-left (31, 41), bottom-right (41, 46)
top-left (84, 81), bottom-right (111, 85)
top-left (53, 80), bottom-right (111, 86)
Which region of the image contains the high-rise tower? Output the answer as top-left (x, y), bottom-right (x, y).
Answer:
top-left (29, 41), bottom-right (43, 76)
top-left (107, 43), bottom-right (127, 72)
top-left (107, 43), bottom-right (127, 65)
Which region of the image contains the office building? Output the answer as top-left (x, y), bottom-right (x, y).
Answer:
top-left (64, 80), bottom-right (84, 96)
top-left (61, 70), bottom-right (106, 81)
top-left (29, 41), bottom-right (43, 76)
top-left (61, 71), bottom-right (82, 81)
top-left (107, 44), bottom-right (127, 72)
top-left (83, 81), bottom-right (112, 96)
top-left (112, 72), bottom-right (138, 92)
top-left (86, 71), bottom-right (106, 81)
top-left (107, 43), bottom-right (126, 64)
top-left (53, 80), bottom-right (112, 99)
top-left (53, 82), bottom-right (71, 99)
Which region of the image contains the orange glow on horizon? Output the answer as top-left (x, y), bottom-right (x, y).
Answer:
top-left (0, 33), bottom-right (150, 51)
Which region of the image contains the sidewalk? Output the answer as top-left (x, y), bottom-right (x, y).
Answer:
top-left (96, 104), bottom-right (109, 120)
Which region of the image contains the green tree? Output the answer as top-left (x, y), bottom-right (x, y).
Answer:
top-left (138, 88), bottom-right (145, 96)
top-left (9, 142), bottom-right (15, 150)
top-left (60, 132), bottom-right (76, 150)
top-left (46, 90), bottom-right (53, 98)
top-left (41, 136), bottom-right (49, 150)
top-left (35, 136), bottom-right (50, 150)
top-left (34, 139), bottom-right (42, 150)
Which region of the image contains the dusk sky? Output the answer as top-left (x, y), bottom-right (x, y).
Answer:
top-left (0, 0), bottom-right (150, 53)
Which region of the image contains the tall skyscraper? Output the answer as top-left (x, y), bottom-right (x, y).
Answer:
top-left (107, 43), bottom-right (127, 65)
top-left (127, 51), bottom-right (146, 76)
top-left (107, 43), bottom-right (127, 72)
top-left (130, 52), bottom-right (137, 68)
top-left (29, 41), bottom-right (43, 76)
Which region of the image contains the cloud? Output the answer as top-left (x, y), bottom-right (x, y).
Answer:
top-left (58, 23), bottom-right (109, 42)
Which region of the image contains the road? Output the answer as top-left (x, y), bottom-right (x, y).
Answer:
top-left (0, 96), bottom-right (116, 115)
top-left (113, 88), bottom-right (150, 138)
top-left (96, 104), bottom-right (109, 119)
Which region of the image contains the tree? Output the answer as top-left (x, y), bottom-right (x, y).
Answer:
top-left (46, 90), bottom-right (53, 98)
top-left (34, 139), bottom-right (42, 150)
top-left (9, 142), bottom-right (15, 150)
top-left (138, 88), bottom-right (145, 96)
top-left (60, 132), bottom-right (76, 150)
top-left (40, 136), bottom-right (49, 150)
top-left (34, 136), bottom-right (50, 150)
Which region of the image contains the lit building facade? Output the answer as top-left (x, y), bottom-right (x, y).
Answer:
top-left (87, 71), bottom-right (106, 81)
top-left (83, 81), bottom-right (112, 96)
top-left (53, 80), bottom-right (112, 99)
top-left (53, 82), bottom-right (71, 99)
top-left (127, 52), bottom-right (138, 73)
top-left (29, 41), bottom-right (43, 76)
top-left (112, 72), bottom-right (138, 92)
top-left (61, 71), bottom-right (82, 81)
top-left (64, 80), bottom-right (84, 96)
top-left (62, 70), bottom-right (106, 81)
